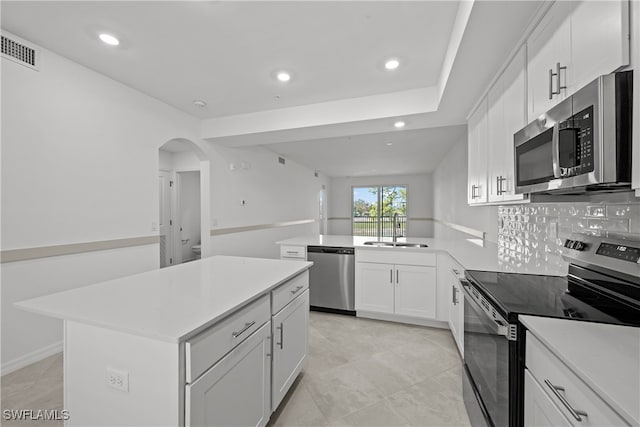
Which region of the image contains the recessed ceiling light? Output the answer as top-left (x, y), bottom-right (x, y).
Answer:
top-left (386, 142), bottom-right (393, 146)
top-left (394, 121), bottom-right (405, 128)
top-left (385, 59), bottom-right (400, 70)
top-left (277, 71), bottom-right (291, 82)
top-left (193, 100), bottom-right (207, 108)
top-left (99, 33), bottom-right (120, 46)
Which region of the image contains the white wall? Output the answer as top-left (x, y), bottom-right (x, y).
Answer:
top-left (178, 171), bottom-right (201, 261)
top-left (208, 145), bottom-right (329, 258)
top-left (327, 174), bottom-right (434, 237)
top-left (1, 37), bottom-right (326, 372)
top-left (432, 139), bottom-right (498, 242)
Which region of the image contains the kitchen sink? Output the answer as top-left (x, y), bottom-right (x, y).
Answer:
top-left (363, 241), bottom-right (428, 248)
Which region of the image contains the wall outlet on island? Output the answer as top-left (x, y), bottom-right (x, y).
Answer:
top-left (106, 367), bottom-right (129, 392)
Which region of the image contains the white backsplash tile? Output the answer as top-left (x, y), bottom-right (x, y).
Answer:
top-left (498, 201), bottom-right (640, 273)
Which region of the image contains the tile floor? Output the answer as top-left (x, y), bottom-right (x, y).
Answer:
top-left (1, 311), bottom-right (470, 426)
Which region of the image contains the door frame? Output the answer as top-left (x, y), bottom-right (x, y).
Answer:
top-left (173, 169), bottom-right (202, 264)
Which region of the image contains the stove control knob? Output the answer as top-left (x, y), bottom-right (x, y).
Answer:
top-left (574, 241), bottom-right (586, 251)
top-left (564, 239), bottom-right (574, 248)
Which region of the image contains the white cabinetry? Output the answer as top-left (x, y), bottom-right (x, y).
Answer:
top-left (271, 284), bottom-right (309, 411)
top-left (527, 0), bottom-right (629, 122)
top-left (524, 369), bottom-right (572, 427)
top-left (467, 99), bottom-right (488, 205)
top-left (525, 332), bottom-right (628, 426)
top-left (437, 253), bottom-right (464, 357)
top-left (487, 45), bottom-right (528, 204)
top-left (355, 250), bottom-right (440, 324)
top-left (280, 245), bottom-right (306, 260)
top-left (186, 322), bottom-right (272, 427)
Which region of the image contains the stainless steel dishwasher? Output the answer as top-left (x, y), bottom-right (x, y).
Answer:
top-left (307, 246), bottom-right (355, 315)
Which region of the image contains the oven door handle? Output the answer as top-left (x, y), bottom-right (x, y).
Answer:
top-left (552, 121), bottom-right (561, 179)
top-left (460, 280), bottom-right (510, 338)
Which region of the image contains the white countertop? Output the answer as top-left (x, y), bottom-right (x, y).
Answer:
top-left (16, 256), bottom-right (312, 343)
top-left (277, 235), bottom-right (566, 276)
top-left (520, 315), bottom-right (640, 425)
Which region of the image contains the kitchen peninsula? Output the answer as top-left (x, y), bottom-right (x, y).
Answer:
top-left (16, 256), bottom-right (312, 427)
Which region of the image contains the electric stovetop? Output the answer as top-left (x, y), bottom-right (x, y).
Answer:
top-left (464, 270), bottom-right (640, 327)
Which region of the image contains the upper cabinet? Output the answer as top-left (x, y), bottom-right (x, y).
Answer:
top-left (527, 0), bottom-right (630, 122)
top-left (468, 0), bottom-right (631, 206)
top-left (488, 45), bottom-right (528, 204)
top-left (467, 99), bottom-right (488, 205)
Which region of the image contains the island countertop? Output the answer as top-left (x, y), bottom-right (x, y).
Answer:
top-left (277, 235), bottom-right (566, 276)
top-left (16, 256), bottom-right (312, 343)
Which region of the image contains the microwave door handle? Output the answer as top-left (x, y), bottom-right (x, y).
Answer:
top-left (552, 122), bottom-right (561, 178)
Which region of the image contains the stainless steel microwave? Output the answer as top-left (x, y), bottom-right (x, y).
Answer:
top-left (514, 71), bottom-right (632, 194)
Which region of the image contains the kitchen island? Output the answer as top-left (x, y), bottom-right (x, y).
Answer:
top-left (16, 255), bottom-right (312, 427)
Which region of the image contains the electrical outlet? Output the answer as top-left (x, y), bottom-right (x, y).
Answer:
top-left (106, 368), bottom-right (129, 392)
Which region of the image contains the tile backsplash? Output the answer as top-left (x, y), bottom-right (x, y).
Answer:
top-left (498, 201), bottom-right (640, 274)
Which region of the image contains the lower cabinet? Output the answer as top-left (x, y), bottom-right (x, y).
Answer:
top-left (271, 289), bottom-right (309, 411)
top-left (186, 322), bottom-right (272, 427)
top-left (355, 250), bottom-right (438, 320)
top-left (524, 369), bottom-right (572, 427)
top-left (448, 273), bottom-right (464, 358)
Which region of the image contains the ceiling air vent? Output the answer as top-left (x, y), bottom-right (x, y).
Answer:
top-left (1, 34), bottom-right (38, 70)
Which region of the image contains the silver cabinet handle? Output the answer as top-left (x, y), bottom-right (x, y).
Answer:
top-left (451, 285), bottom-right (459, 305)
top-left (544, 379), bottom-right (587, 422)
top-left (232, 321), bottom-right (255, 339)
top-left (396, 269), bottom-right (399, 284)
top-left (497, 176), bottom-right (507, 195)
top-left (285, 251), bottom-right (298, 254)
top-left (290, 285), bottom-right (304, 295)
top-left (452, 268), bottom-right (460, 275)
top-left (549, 62), bottom-right (567, 99)
top-left (390, 269), bottom-right (393, 284)
top-left (276, 323), bottom-right (284, 349)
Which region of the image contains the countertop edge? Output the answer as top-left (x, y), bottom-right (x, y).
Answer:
top-left (519, 315), bottom-right (639, 426)
top-left (16, 262), bottom-right (313, 344)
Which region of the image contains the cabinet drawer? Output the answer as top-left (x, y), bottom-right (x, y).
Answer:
top-left (280, 245), bottom-right (306, 259)
top-left (526, 332), bottom-right (628, 426)
top-left (272, 271), bottom-right (309, 314)
top-left (356, 249), bottom-right (436, 266)
top-left (186, 294), bottom-right (270, 383)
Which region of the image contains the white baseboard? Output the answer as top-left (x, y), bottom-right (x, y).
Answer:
top-left (356, 311), bottom-right (449, 329)
top-left (1, 341), bottom-right (63, 376)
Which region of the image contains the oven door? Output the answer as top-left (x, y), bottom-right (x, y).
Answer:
top-left (462, 281), bottom-right (511, 427)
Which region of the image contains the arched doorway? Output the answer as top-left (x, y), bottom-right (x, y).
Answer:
top-left (158, 138), bottom-right (210, 268)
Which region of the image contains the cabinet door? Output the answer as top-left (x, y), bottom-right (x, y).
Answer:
top-left (448, 277), bottom-right (463, 358)
top-left (527, 1), bottom-right (574, 122)
top-left (355, 262), bottom-right (394, 313)
top-left (272, 290), bottom-right (309, 411)
top-left (487, 77), bottom-right (505, 203)
top-left (467, 98), bottom-right (488, 205)
top-left (570, 0), bottom-right (629, 94)
top-left (524, 369), bottom-right (573, 427)
top-left (186, 322), bottom-right (271, 427)
top-left (394, 265), bottom-right (437, 319)
top-left (501, 45), bottom-right (528, 202)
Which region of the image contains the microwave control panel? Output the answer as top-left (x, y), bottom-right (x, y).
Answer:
top-left (559, 106), bottom-right (594, 178)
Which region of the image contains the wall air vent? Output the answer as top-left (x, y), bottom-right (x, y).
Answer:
top-left (1, 34), bottom-right (38, 70)
top-left (278, 156), bottom-right (286, 165)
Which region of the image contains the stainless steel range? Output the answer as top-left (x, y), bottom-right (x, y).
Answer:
top-left (460, 233), bottom-right (640, 427)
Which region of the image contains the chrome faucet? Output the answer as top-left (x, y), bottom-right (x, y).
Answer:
top-left (392, 213), bottom-right (399, 242)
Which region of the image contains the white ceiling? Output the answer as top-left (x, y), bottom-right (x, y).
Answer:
top-left (1, 1), bottom-right (544, 177)
top-left (267, 125), bottom-right (467, 177)
top-left (1, 1), bottom-right (459, 119)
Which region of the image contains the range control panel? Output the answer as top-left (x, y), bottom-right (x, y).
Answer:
top-left (596, 243), bottom-right (640, 264)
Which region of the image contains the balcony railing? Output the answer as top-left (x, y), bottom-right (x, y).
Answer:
top-left (352, 215), bottom-right (407, 237)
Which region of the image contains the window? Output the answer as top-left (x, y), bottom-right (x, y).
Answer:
top-left (352, 186), bottom-right (407, 238)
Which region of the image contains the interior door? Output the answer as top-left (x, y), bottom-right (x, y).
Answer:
top-left (159, 170), bottom-right (172, 268)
